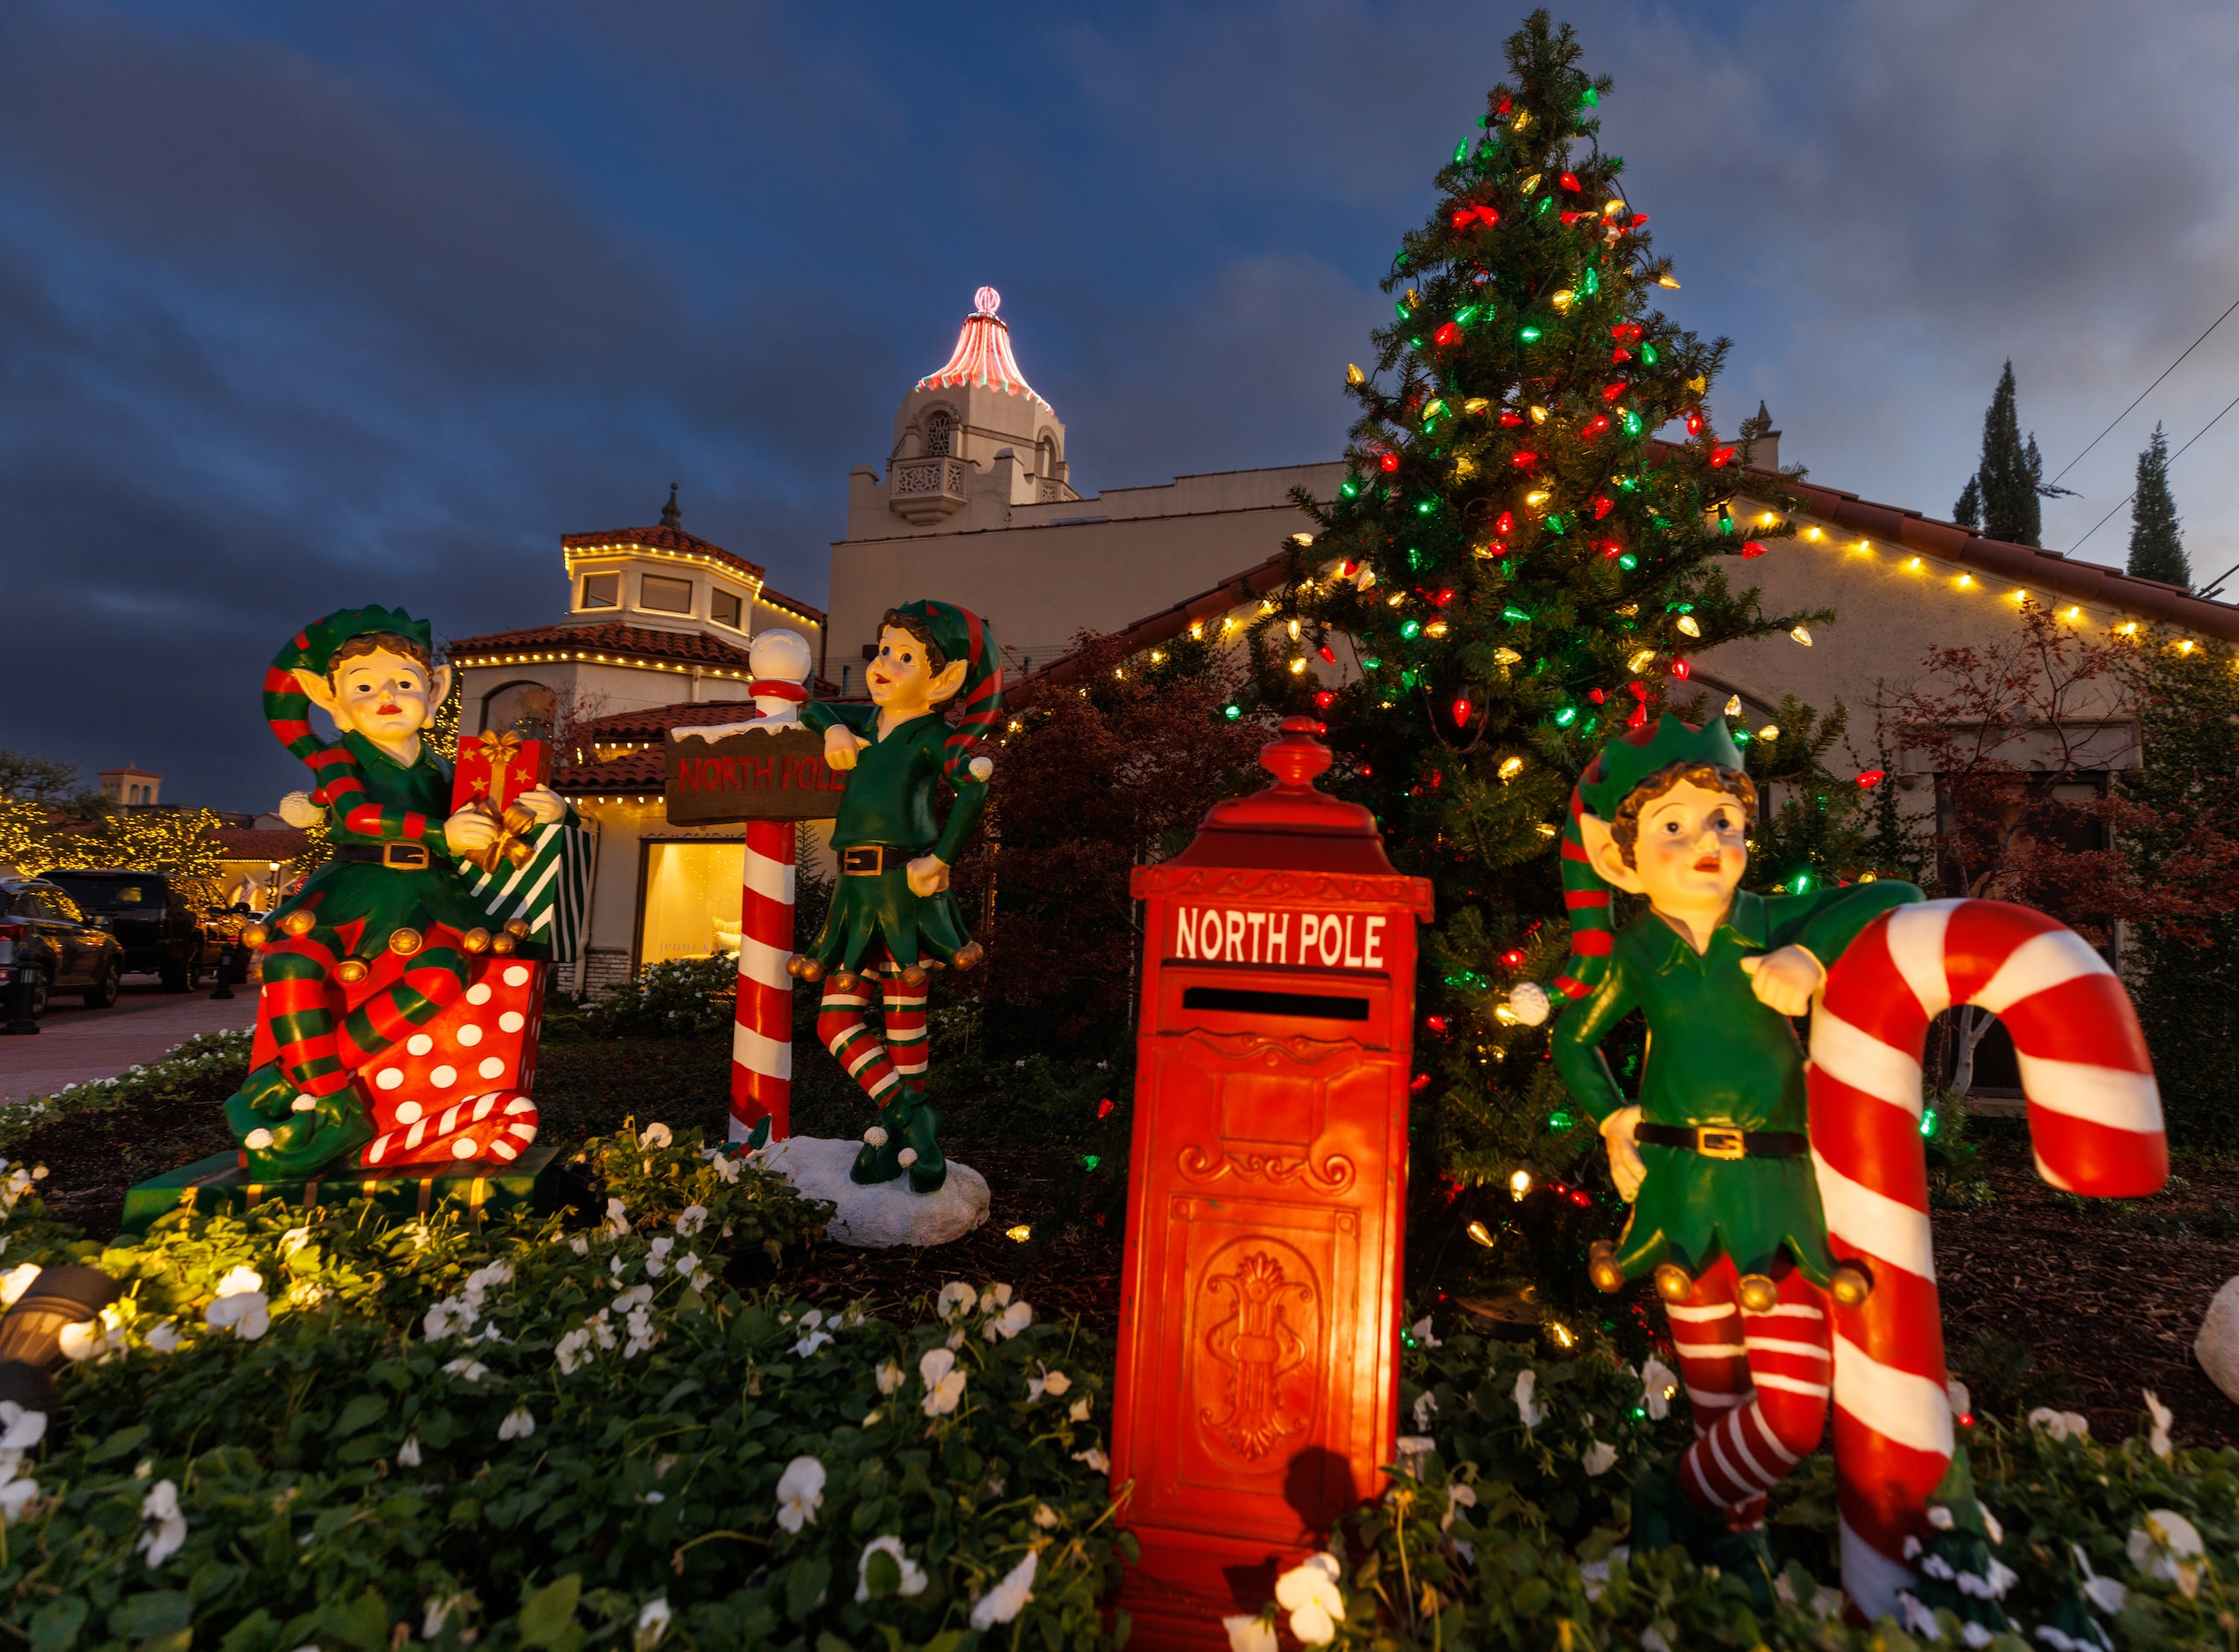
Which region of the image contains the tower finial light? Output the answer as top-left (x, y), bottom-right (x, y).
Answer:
top-left (974, 285), bottom-right (1001, 318)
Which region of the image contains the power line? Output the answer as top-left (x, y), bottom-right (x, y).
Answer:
top-left (2064, 387), bottom-right (2239, 557)
top-left (2048, 292), bottom-right (2239, 485)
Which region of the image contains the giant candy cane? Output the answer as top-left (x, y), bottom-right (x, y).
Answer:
top-left (1807, 898), bottom-right (2167, 1619)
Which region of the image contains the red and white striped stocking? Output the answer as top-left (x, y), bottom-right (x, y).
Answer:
top-left (878, 964), bottom-right (929, 1088)
top-left (817, 961), bottom-right (903, 1108)
top-left (1667, 1255), bottom-right (1833, 1527)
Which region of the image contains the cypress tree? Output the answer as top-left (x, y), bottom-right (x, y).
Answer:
top-left (1968, 361), bottom-right (2042, 546)
top-left (1952, 475), bottom-right (1982, 531)
top-left (2126, 422), bottom-right (2189, 588)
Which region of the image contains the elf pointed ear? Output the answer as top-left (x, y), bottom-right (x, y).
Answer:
top-left (294, 667), bottom-right (340, 718)
top-left (425, 664), bottom-right (453, 725)
top-left (926, 656), bottom-right (970, 705)
top-left (1579, 810), bottom-right (1646, 895)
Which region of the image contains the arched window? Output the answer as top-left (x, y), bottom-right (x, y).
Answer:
top-left (481, 680), bottom-right (557, 739)
top-left (925, 412), bottom-right (955, 457)
top-left (1037, 435), bottom-right (1057, 477)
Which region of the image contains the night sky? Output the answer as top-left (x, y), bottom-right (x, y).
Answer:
top-left (4, 1), bottom-right (2235, 808)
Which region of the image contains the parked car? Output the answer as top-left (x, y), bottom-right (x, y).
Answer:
top-left (0, 877), bottom-right (126, 1014)
top-left (40, 869), bottom-right (208, 990)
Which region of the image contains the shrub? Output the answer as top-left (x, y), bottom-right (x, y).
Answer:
top-left (578, 956), bottom-right (742, 1039)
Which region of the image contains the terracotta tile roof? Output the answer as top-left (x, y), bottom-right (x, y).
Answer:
top-left (215, 827), bottom-right (308, 861)
top-left (551, 749), bottom-right (665, 797)
top-left (1005, 461), bottom-right (2239, 699)
top-left (577, 700), bottom-right (761, 742)
top-left (448, 621), bottom-right (757, 670)
top-left (562, 524), bottom-right (765, 581)
top-left (755, 586), bottom-right (828, 625)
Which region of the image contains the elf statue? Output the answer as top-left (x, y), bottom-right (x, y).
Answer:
top-left (228, 607), bottom-right (567, 1176)
top-left (1536, 714), bottom-right (1919, 1580)
top-left (789, 600), bottom-right (1001, 1195)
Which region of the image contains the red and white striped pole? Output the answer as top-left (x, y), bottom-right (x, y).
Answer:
top-left (732, 818), bottom-right (796, 1143)
top-left (725, 629), bottom-right (816, 1146)
top-left (1808, 898), bottom-right (2166, 1619)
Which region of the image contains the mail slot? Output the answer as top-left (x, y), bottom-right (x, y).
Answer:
top-left (1111, 717), bottom-right (1434, 1645)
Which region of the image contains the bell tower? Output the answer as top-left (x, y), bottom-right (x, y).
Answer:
top-left (871, 287), bottom-right (1075, 529)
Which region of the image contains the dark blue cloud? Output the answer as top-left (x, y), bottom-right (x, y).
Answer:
top-left (0, 0), bottom-right (2232, 803)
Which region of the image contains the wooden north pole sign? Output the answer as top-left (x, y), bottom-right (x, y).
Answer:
top-left (660, 636), bottom-right (842, 1142)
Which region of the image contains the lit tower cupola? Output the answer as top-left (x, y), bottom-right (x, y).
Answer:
top-left (874, 287), bottom-right (1075, 528)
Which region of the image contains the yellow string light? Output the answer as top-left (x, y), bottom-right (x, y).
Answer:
top-left (1758, 725), bottom-right (1780, 742)
top-left (1676, 615), bottom-right (1701, 638)
top-left (1956, 574), bottom-right (1973, 588)
top-left (1789, 626), bottom-right (1813, 646)
top-left (1289, 658), bottom-right (1306, 674)
top-left (1723, 694), bottom-right (1741, 716)
top-left (1498, 756), bottom-right (1525, 781)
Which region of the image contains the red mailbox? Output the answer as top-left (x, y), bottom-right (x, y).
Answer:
top-left (1112, 717), bottom-right (1434, 1644)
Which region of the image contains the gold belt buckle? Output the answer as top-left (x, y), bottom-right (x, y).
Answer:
top-left (1696, 1127), bottom-right (1746, 1160)
top-left (383, 843), bottom-right (431, 870)
top-left (842, 847), bottom-right (882, 876)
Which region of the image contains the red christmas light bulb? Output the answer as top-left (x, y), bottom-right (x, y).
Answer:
top-left (1611, 347), bottom-right (1633, 364)
top-left (1434, 588), bottom-right (1455, 606)
top-left (1600, 381), bottom-right (1627, 402)
top-left (1096, 1098), bottom-right (1116, 1119)
top-left (1496, 510), bottom-right (1514, 536)
top-left (1711, 445), bottom-right (1736, 467)
top-left (1591, 495), bottom-right (1614, 520)
top-left (1856, 770), bottom-right (1886, 788)
top-left (1559, 172), bottom-right (1581, 191)
top-left (1426, 1015), bottom-right (1449, 1034)
top-left (1451, 696), bottom-right (1472, 727)
top-left (1499, 410), bottom-right (1526, 427)
top-left (1318, 643), bottom-right (1336, 663)
top-left (1580, 415), bottom-right (1610, 438)
top-left (1434, 321), bottom-right (1461, 347)
top-left (1741, 540), bottom-right (1768, 559)
top-left (1587, 688), bottom-right (1606, 704)
top-left (1684, 410), bottom-right (1704, 435)
top-left (1379, 451), bottom-right (1401, 472)
top-left (1501, 948), bottom-right (1526, 968)
top-left (1511, 450), bottom-right (1538, 467)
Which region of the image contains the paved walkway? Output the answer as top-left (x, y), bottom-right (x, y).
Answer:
top-left (0, 979), bottom-right (259, 1104)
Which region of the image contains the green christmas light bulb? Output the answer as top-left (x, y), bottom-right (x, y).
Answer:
top-left (1401, 619), bottom-right (1423, 640)
top-left (1554, 706), bottom-right (1577, 727)
top-left (1519, 325), bottom-right (1542, 342)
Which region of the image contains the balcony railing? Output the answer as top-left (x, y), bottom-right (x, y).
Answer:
top-left (889, 457), bottom-right (970, 524)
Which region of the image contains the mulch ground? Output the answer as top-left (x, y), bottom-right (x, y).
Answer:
top-left (1933, 1141), bottom-right (2239, 1450)
top-left (13, 1035), bottom-right (2237, 1447)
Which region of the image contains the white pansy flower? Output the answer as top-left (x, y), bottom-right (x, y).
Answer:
top-left (0, 1264), bottom-right (40, 1306)
top-left (498, 1407), bottom-right (536, 1442)
top-left (1640, 1356), bottom-right (1678, 1421)
top-left (1222, 1617), bottom-right (1277, 1652)
top-left (920, 1347), bottom-right (968, 1416)
top-left (646, 1236), bottom-right (675, 1278)
top-left (1581, 1439), bottom-right (1618, 1477)
top-left (1409, 1314), bottom-right (1441, 1349)
top-left (1069, 1394), bottom-right (1092, 1422)
top-left (2143, 1389), bottom-right (2174, 1462)
top-left (1513, 1369), bottom-right (1545, 1428)
top-left (441, 1357), bottom-right (489, 1383)
top-left (1273, 1553), bottom-right (1344, 1646)
top-left (936, 1282), bottom-right (976, 1321)
top-left (398, 1435), bottom-right (422, 1468)
top-left (708, 1153), bottom-right (740, 1184)
top-left (2128, 1509), bottom-right (2205, 1599)
top-left (1412, 1390), bottom-right (1438, 1430)
top-left (854, 1535), bottom-right (930, 1601)
top-left (1033, 1502), bottom-right (1059, 1530)
top-left (639, 1123), bottom-right (673, 1149)
top-left (2071, 1543), bottom-right (2127, 1615)
top-left (794, 1309), bottom-right (833, 1358)
top-left (214, 1266), bottom-right (263, 1298)
top-left (969, 1550), bottom-right (1038, 1630)
top-left (633, 1597), bottom-right (671, 1652)
top-left (874, 1359), bottom-right (904, 1395)
top-left (60, 1305), bottom-right (127, 1362)
top-left (1441, 1481), bottom-right (1476, 1531)
top-left (423, 1297), bottom-right (474, 1341)
top-left (2028, 1407), bottom-right (2090, 1443)
top-left (984, 1300), bottom-right (1032, 1341)
top-left (1072, 1446), bottom-right (1110, 1473)
top-left (137, 1479), bottom-right (187, 1568)
top-left (604, 1198), bottom-right (632, 1240)
top-left (205, 1291), bottom-right (271, 1341)
top-left (278, 1226), bottom-right (312, 1257)
top-left (1028, 1363), bottom-right (1072, 1400)
top-left (675, 1204), bottom-right (708, 1238)
top-left (775, 1456), bottom-right (824, 1532)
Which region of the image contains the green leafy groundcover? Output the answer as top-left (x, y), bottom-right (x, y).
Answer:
top-left (0, 1126), bottom-right (1124, 1652)
top-left (0, 1112), bottom-right (2232, 1650)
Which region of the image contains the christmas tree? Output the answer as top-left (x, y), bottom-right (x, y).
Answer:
top-left (2126, 422), bottom-right (2189, 588)
top-left (1275, 11), bottom-right (1824, 1308)
top-left (1958, 361), bottom-right (2045, 546)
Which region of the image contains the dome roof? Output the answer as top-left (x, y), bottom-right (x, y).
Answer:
top-left (915, 287), bottom-right (1050, 410)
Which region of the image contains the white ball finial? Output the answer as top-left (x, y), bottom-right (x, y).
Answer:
top-left (748, 628), bottom-right (813, 684)
top-left (974, 285), bottom-right (1001, 317)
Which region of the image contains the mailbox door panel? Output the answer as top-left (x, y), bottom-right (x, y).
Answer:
top-left (1137, 1191), bottom-right (1363, 1539)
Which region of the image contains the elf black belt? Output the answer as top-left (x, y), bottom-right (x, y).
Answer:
top-left (1635, 1123), bottom-right (1809, 1161)
top-left (332, 844), bottom-right (433, 870)
top-left (839, 845), bottom-right (909, 876)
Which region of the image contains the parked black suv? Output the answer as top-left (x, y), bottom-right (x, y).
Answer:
top-left (41, 869), bottom-right (209, 990)
top-left (0, 878), bottom-right (126, 1014)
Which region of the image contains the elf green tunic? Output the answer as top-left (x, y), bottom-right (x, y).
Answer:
top-left (277, 732), bottom-right (494, 947)
top-left (1551, 880), bottom-right (1921, 1283)
top-left (798, 703), bottom-right (990, 970)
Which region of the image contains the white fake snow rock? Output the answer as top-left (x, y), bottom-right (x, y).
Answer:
top-left (2195, 1274), bottom-right (2239, 1404)
top-left (760, 1137), bottom-right (990, 1249)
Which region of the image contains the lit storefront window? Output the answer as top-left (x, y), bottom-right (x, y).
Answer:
top-left (638, 842), bottom-right (745, 966)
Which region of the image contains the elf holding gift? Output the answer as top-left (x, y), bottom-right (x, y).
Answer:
top-left (229, 607), bottom-right (568, 1176)
top-left (1540, 714), bottom-right (1918, 1578)
top-left (792, 600), bottom-right (1001, 1195)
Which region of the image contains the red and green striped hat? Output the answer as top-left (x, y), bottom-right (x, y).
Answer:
top-left (886, 598), bottom-right (1004, 786)
top-left (1552, 713), bottom-right (1745, 1001)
